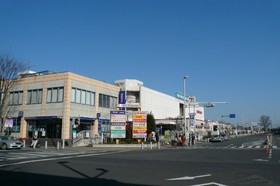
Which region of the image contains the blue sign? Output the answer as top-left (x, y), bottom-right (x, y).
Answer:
top-left (119, 91), bottom-right (126, 104)
top-left (229, 114), bottom-right (236, 118)
top-left (18, 111), bottom-right (24, 117)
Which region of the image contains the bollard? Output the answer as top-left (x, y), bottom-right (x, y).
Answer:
top-left (157, 142), bottom-right (160, 149)
top-left (45, 141), bottom-right (48, 150)
top-left (57, 141), bottom-right (60, 150)
top-left (141, 142), bottom-right (144, 150)
top-left (62, 139), bottom-right (65, 149)
top-left (150, 142), bottom-right (153, 150)
top-left (23, 140), bottom-right (26, 148)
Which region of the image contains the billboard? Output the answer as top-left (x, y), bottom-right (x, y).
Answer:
top-left (133, 111), bottom-right (147, 138)
top-left (110, 111), bottom-right (126, 138)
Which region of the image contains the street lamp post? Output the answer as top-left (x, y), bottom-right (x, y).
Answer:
top-left (183, 76), bottom-right (189, 145)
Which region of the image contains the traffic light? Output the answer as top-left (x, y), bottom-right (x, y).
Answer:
top-left (75, 117), bottom-right (80, 125)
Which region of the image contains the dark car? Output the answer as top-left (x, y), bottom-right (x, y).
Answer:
top-left (0, 136), bottom-right (23, 150)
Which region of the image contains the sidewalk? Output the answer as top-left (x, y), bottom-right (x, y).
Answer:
top-left (21, 139), bottom-right (209, 152)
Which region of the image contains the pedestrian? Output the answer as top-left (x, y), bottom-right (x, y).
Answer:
top-left (181, 134), bottom-right (185, 146)
top-left (151, 131), bottom-right (156, 141)
top-left (31, 134), bottom-right (38, 148)
top-left (191, 133), bottom-right (195, 145)
top-left (155, 132), bottom-right (159, 142)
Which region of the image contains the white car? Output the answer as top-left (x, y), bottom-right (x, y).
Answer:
top-left (209, 135), bottom-right (223, 142)
top-left (0, 136), bottom-right (23, 150)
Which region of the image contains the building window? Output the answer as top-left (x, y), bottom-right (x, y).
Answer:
top-left (9, 91), bottom-right (23, 105)
top-left (27, 89), bottom-right (42, 104)
top-left (99, 93), bottom-right (117, 108)
top-left (71, 87), bottom-right (95, 105)
top-left (47, 87), bottom-right (64, 103)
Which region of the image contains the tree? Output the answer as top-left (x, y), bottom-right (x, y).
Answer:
top-left (147, 112), bottom-right (156, 132)
top-left (258, 115), bottom-right (272, 132)
top-left (0, 54), bottom-right (29, 134)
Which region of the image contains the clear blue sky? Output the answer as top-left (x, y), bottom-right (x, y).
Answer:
top-left (1, 0), bottom-right (279, 127)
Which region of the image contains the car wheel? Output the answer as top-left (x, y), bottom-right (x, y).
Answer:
top-left (2, 144), bottom-right (8, 150)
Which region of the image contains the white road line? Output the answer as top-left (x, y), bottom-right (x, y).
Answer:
top-left (273, 146), bottom-right (277, 149)
top-left (239, 146), bottom-right (244, 148)
top-left (253, 159), bottom-right (269, 162)
top-left (255, 146), bottom-right (261, 149)
top-left (167, 174), bottom-right (211, 181)
top-left (190, 182), bottom-right (227, 186)
top-left (247, 146), bottom-right (253, 149)
top-left (0, 151), bottom-right (127, 168)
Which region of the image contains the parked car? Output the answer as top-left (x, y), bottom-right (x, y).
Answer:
top-left (0, 136), bottom-right (23, 150)
top-left (209, 135), bottom-right (223, 142)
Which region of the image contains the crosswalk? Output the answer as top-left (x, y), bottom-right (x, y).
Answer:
top-left (0, 150), bottom-right (87, 162)
top-left (190, 145), bottom-right (279, 150)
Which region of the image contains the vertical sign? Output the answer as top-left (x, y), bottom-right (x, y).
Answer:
top-left (118, 91), bottom-right (126, 111)
top-left (110, 111), bottom-right (126, 138)
top-left (133, 111), bottom-right (147, 138)
top-left (189, 113), bottom-right (195, 128)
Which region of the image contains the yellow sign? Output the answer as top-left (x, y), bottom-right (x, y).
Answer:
top-left (133, 126), bottom-right (146, 130)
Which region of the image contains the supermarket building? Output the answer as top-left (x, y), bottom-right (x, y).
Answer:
top-left (5, 71), bottom-right (206, 145)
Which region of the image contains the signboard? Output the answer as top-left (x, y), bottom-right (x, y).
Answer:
top-left (133, 111), bottom-right (147, 138)
top-left (175, 93), bottom-right (197, 104)
top-left (119, 91), bottom-right (126, 104)
top-left (110, 111), bottom-right (126, 138)
top-left (5, 119), bottom-right (13, 127)
top-left (175, 92), bottom-right (187, 100)
top-left (189, 113), bottom-right (196, 128)
top-left (229, 114), bottom-right (236, 118)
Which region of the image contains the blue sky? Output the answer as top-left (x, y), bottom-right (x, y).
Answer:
top-left (1, 0), bottom-right (279, 127)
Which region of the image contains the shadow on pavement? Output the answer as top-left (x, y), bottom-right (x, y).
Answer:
top-left (0, 168), bottom-right (153, 186)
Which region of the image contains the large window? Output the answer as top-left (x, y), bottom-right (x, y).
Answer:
top-left (9, 91), bottom-right (23, 105)
top-left (26, 89), bottom-right (42, 104)
top-left (47, 87), bottom-right (64, 103)
top-left (71, 87), bottom-right (95, 105)
top-left (99, 94), bottom-right (117, 108)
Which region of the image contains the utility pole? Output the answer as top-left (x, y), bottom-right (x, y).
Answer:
top-left (183, 76), bottom-right (189, 145)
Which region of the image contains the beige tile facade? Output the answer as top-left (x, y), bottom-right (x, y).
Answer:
top-left (9, 71), bottom-right (120, 140)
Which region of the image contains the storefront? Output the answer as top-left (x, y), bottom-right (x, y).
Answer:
top-left (26, 116), bottom-right (62, 139)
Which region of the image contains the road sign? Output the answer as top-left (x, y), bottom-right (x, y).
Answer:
top-left (229, 114), bottom-right (236, 118)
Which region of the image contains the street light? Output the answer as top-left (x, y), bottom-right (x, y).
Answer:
top-left (183, 76), bottom-right (189, 145)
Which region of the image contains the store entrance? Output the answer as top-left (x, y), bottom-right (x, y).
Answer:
top-left (27, 119), bottom-right (62, 139)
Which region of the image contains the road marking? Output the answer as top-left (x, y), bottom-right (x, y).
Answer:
top-left (273, 146), bottom-right (277, 149)
top-left (255, 146), bottom-right (261, 149)
top-left (190, 182), bottom-right (227, 186)
top-left (166, 174), bottom-right (211, 181)
top-left (247, 146), bottom-right (253, 149)
top-left (0, 151), bottom-right (128, 168)
top-left (238, 146), bottom-right (244, 148)
top-left (253, 159), bottom-right (269, 162)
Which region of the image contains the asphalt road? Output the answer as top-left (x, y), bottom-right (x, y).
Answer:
top-left (0, 133), bottom-right (279, 186)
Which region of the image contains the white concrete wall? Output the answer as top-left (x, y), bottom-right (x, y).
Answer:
top-left (140, 86), bottom-right (180, 119)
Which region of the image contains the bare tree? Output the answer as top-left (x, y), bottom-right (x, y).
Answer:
top-left (258, 115), bottom-right (272, 131)
top-left (0, 54), bottom-right (29, 134)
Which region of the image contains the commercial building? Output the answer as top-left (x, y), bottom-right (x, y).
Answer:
top-left (5, 73), bottom-right (213, 145)
top-left (5, 71), bottom-right (119, 145)
top-left (114, 79), bottom-right (205, 133)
